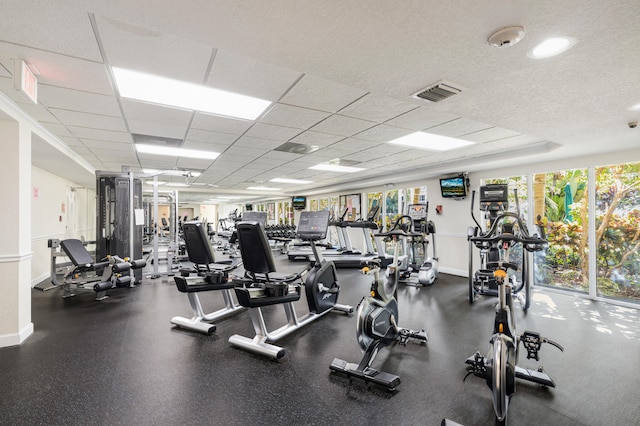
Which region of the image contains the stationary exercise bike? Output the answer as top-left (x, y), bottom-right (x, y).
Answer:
top-left (464, 216), bottom-right (564, 425)
top-left (330, 215), bottom-right (428, 390)
top-left (229, 210), bottom-right (353, 359)
top-left (468, 184), bottom-right (532, 310)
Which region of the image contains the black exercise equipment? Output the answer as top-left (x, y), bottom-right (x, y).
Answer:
top-left (464, 223), bottom-right (563, 425)
top-left (398, 203), bottom-right (439, 286)
top-left (330, 215), bottom-right (428, 390)
top-left (96, 171), bottom-right (144, 283)
top-left (48, 238), bottom-right (146, 300)
top-left (468, 184), bottom-right (533, 309)
top-left (229, 210), bottom-right (353, 359)
top-left (171, 221), bottom-right (244, 334)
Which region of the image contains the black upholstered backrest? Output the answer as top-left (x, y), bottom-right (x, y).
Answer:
top-left (60, 239), bottom-right (94, 266)
top-left (237, 222), bottom-right (276, 274)
top-left (182, 222), bottom-right (216, 266)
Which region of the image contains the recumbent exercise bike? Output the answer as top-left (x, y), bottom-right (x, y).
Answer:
top-left (229, 210), bottom-right (353, 359)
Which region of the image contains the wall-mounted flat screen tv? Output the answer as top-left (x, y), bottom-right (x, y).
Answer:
top-left (292, 196), bottom-right (307, 210)
top-left (439, 175), bottom-right (467, 199)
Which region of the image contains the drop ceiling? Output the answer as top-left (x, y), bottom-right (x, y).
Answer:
top-left (1, 1), bottom-right (639, 204)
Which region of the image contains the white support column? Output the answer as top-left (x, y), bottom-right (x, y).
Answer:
top-left (0, 118), bottom-right (34, 347)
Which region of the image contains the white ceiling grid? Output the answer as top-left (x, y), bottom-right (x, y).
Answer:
top-left (0, 1), bottom-right (637, 203)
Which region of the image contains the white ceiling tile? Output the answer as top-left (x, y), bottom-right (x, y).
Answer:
top-left (244, 122), bottom-right (302, 141)
top-left (60, 137), bottom-right (84, 147)
top-left (427, 118), bottom-right (493, 137)
top-left (15, 102), bottom-right (59, 122)
top-left (176, 158), bottom-right (215, 170)
top-left (95, 16), bottom-right (212, 84)
top-left (331, 138), bottom-right (381, 151)
top-left (50, 109), bottom-right (127, 132)
top-left (385, 107), bottom-right (459, 131)
top-left (207, 49), bottom-right (301, 101)
top-left (288, 131), bottom-right (344, 147)
top-left (232, 136), bottom-right (284, 150)
top-left (128, 120), bottom-right (187, 139)
top-left (182, 140), bottom-right (231, 153)
top-left (224, 146), bottom-right (269, 158)
top-left (310, 114), bottom-right (375, 137)
top-left (338, 93), bottom-right (418, 123)
top-left (38, 85), bottom-right (122, 116)
top-left (0, 44), bottom-right (112, 94)
top-left (353, 124), bottom-right (413, 142)
top-left (1, 5), bottom-right (102, 61)
top-left (460, 127), bottom-right (522, 143)
top-left (82, 139), bottom-right (133, 152)
top-left (42, 122), bottom-right (74, 137)
top-left (191, 112), bottom-right (253, 135)
top-left (185, 129), bottom-right (238, 145)
top-left (259, 103), bottom-right (330, 129)
top-left (68, 126), bottom-right (132, 143)
top-left (279, 74), bottom-right (368, 113)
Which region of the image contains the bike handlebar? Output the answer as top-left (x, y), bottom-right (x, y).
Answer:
top-left (470, 233), bottom-right (547, 252)
top-left (375, 215), bottom-right (422, 238)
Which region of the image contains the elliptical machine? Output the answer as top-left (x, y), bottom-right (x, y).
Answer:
top-left (464, 216), bottom-right (564, 425)
top-left (397, 204), bottom-right (439, 286)
top-left (330, 215), bottom-right (428, 390)
top-left (468, 184), bottom-right (533, 310)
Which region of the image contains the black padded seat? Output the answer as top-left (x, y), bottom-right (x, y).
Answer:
top-left (233, 221), bottom-right (302, 307)
top-left (174, 221), bottom-right (238, 292)
top-left (60, 239), bottom-right (109, 269)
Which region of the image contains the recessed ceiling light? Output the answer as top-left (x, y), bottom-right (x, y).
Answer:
top-left (136, 144), bottom-right (219, 160)
top-left (309, 164), bottom-right (365, 173)
top-left (112, 67), bottom-right (271, 120)
top-left (164, 182), bottom-right (190, 187)
top-left (246, 186), bottom-right (280, 191)
top-left (628, 103), bottom-right (640, 111)
top-left (528, 37), bottom-right (576, 59)
top-left (388, 132), bottom-right (475, 151)
top-left (270, 178), bottom-right (313, 184)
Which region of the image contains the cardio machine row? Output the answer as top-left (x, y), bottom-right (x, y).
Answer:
top-left (170, 186), bottom-right (564, 425)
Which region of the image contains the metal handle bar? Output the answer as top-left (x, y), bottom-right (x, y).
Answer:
top-left (470, 233), bottom-right (547, 252)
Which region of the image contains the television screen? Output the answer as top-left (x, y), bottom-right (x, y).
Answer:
top-left (292, 196), bottom-right (306, 210)
top-left (440, 175), bottom-right (467, 198)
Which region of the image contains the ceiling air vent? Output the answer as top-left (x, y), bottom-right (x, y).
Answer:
top-left (412, 80), bottom-right (464, 103)
top-left (275, 142), bottom-right (320, 155)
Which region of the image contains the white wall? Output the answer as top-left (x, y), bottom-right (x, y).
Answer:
top-left (31, 167), bottom-right (96, 286)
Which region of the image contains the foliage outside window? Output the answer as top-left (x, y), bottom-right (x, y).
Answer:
top-left (367, 191), bottom-right (383, 229)
top-left (595, 163), bottom-right (640, 302)
top-left (310, 199), bottom-right (319, 211)
top-left (384, 189), bottom-right (400, 231)
top-left (319, 198), bottom-right (328, 211)
top-left (534, 169), bottom-right (589, 293)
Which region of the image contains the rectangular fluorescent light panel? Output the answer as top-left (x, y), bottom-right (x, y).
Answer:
top-left (246, 186), bottom-right (280, 191)
top-left (112, 67), bottom-right (271, 120)
top-left (309, 164), bottom-right (364, 173)
top-left (136, 144), bottom-right (219, 160)
top-left (388, 132), bottom-right (475, 151)
top-left (143, 169), bottom-right (201, 177)
top-left (270, 178), bottom-right (313, 184)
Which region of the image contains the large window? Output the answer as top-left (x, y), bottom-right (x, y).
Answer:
top-left (595, 163), bottom-right (640, 302)
top-left (534, 169), bottom-right (589, 293)
top-left (384, 189), bottom-right (400, 231)
top-left (367, 191), bottom-right (383, 229)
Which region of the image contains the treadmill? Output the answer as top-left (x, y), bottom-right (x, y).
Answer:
top-left (286, 208), bottom-right (347, 261)
top-left (323, 206), bottom-right (380, 268)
